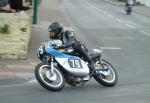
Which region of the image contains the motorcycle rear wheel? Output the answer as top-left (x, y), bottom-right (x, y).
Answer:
top-left (35, 62), bottom-right (65, 91)
top-left (93, 59), bottom-right (118, 87)
top-left (127, 11), bottom-right (131, 15)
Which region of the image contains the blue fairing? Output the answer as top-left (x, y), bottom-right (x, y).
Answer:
top-left (46, 48), bottom-right (75, 58)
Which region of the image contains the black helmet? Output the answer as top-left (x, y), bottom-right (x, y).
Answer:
top-left (48, 22), bottom-right (64, 38)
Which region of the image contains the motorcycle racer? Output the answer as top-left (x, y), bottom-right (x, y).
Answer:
top-left (48, 21), bottom-right (95, 70)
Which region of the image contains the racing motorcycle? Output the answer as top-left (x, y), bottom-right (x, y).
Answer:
top-left (126, 4), bottom-right (133, 15)
top-left (35, 40), bottom-right (118, 91)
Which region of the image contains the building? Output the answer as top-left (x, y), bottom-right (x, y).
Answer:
top-left (136, 0), bottom-right (150, 7)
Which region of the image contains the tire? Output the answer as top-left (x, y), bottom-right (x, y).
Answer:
top-left (127, 11), bottom-right (131, 15)
top-left (35, 62), bottom-right (65, 91)
top-left (93, 59), bottom-right (118, 87)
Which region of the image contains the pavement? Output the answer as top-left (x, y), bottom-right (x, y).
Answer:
top-left (0, 59), bottom-right (36, 85)
top-left (0, 0), bottom-right (150, 85)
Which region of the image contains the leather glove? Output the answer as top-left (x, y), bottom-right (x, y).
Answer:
top-left (58, 45), bottom-right (65, 49)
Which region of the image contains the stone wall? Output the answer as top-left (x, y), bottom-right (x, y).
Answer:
top-left (0, 12), bottom-right (31, 59)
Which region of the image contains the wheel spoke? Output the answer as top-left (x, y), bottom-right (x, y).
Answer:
top-left (39, 65), bottom-right (63, 87)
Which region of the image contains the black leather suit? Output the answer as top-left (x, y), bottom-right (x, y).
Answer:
top-left (59, 31), bottom-right (95, 69)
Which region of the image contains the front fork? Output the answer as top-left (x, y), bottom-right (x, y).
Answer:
top-left (50, 56), bottom-right (54, 75)
top-left (45, 55), bottom-right (57, 81)
top-left (46, 55), bottom-right (55, 75)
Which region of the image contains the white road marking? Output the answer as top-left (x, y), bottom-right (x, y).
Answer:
top-left (107, 14), bottom-right (114, 19)
top-left (102, 36), bottom-right (134, 40)
top-left (100, 47), bottom-right (122, 50)
top-left (115, 18), bottom-right (123, 23)
top-left (139, 30), bottom-right (150, 36)
top-left (27, 79), bottom-right (37, 83)
top-left (125, 20), bottom-right (141, 28)
top-left (125, 23), bottom-right (136, 29)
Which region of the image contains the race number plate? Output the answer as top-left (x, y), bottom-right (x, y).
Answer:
top-left (68, 58), bottom-right (83, 69)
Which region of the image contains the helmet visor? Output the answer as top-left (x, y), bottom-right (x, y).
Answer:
top-left (48, 28), bottom-right (56, 33)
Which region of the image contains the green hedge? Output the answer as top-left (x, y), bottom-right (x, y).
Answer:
top-left (0, 24), bottom-right (9, 34)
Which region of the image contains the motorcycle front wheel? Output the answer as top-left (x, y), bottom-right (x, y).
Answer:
top-left (35, 62), bottom-right (65, 91)
top-left (93, 59), bottom-right (118, 87)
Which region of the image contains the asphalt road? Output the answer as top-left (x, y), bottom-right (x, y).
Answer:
top-left (0, 0), bottom-right (150, 103)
